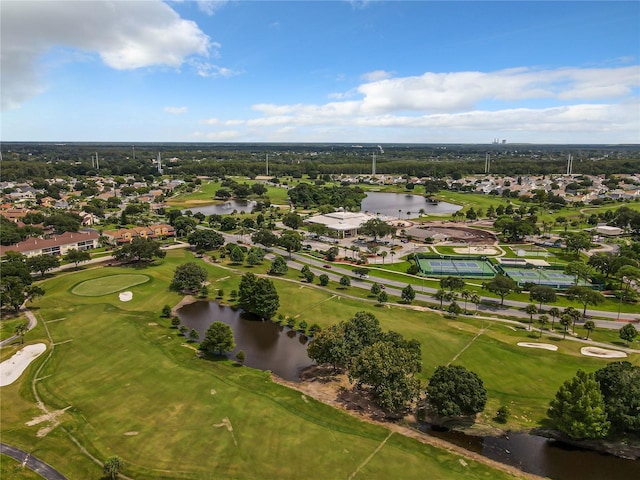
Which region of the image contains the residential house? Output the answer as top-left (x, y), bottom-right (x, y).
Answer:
top-left (0, 231), bottom-right (100, 258)
top-left (103, 224), bottom-right (175, 244)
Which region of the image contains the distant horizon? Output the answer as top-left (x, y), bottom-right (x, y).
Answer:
top-left (2, 141), bottom-right (639, 148)
top-left (2, 1), bottom-right (638, 144)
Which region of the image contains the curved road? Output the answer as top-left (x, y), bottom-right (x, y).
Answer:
top-left (1, 443), bottom-right (68, 480)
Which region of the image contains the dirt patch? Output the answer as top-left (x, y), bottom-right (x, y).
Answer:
top-left (273, 367), bottom-right (543, 479)
top-left (407, 223), bottom-right (497, 244)
top-left (26, 406), bottom-right (71, 438)
top-left (453, 246), bottom-right (498, 255)
top-left (124, 431), bottom-right (139, 436)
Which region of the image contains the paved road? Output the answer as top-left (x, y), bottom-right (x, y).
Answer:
top-left (1, 443), bottom-right (68, 480)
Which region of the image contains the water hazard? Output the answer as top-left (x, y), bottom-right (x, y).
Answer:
top-left (177, 301), bottom-right (313, 381)
top-left (424, 425), bottom-right (640, 480)
top-left (360, 192), bottom-right (461, 217)
top-left (177, 301), bottom-right (639, 479)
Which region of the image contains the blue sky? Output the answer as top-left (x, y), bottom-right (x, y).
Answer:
top-left (2, 0), bottom-right (639, 143)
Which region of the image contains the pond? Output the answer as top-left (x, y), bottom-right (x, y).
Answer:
top-left (423, 425), bottom-right (640, 480)
top-left (177, 302), bottom-right (638, 479)
top-left (360, 192), bottom-right (461, 218)
top-left (187, 199), bottom-right (257, 216)
top-left (177, 301), bottom-right (313, 381)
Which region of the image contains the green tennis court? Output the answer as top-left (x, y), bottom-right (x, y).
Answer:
top-left (501, 267), bottom-right (588, 289)
top-left (417, 257), bottom-right (496, 277)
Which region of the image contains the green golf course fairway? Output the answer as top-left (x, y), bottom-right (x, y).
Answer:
top-left (71, 274), bottom-right (151, 296)
top-left (2, 250), bottom-right (637, 479)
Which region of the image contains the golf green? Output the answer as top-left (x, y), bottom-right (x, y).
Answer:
top-left (71, 274), bottom-right (150, 296)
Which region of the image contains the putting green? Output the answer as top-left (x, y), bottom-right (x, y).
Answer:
top-left (71, 274), bottom-right (150, 296)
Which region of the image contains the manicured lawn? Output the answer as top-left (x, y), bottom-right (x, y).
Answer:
top-left (71, 274), bottom-right (151, 296)
top-left (0, 455), bottom-right (43, 479)
top-left (0, 315), bottom-right (27, 342)
top-left (1, 251), bottom-right (525, 480)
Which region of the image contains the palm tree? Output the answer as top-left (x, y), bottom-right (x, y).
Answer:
top-left (584, 320), bottom-right (596, 339)
top-left (103, 456), bottom-right (123, 479)
top-left (470, 293), bottom-right (482, 315)
top-left (548, 307), bottom-right (560, 331)
top-left (434, 289), bottom-right (447, 310)
top-left (380, 250), bottom-right (388, 264)
top-left (525, 304), bottom-right (538, 331)
top-left (14, 322), bottom-right (29, 344)
top-left (538, 315), bottom-right (549, 338)
top-left (461, 289), bottom-right (471, 314)
top-left (559, 314), bottom-right (571, 339)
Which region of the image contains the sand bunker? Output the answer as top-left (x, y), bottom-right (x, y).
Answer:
top-left (453, 246), bottom-right (498, 255)
top-left (581, 347), bottom-right (627, 358)
top-left (517, 342), bottom-right (558, 351)
top-left (119, 291), bottom-right (133, 302)
top-left (1, 343), bottom-right (47, 387)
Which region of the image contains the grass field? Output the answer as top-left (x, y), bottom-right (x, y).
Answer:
top-left (1, 251), bottom-right (524, 479)
top-left (71, 274), bottom-right (151, 296)
top-left (2, 250), bottom-right (638, 479)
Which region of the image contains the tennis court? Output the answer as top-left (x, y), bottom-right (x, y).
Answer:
top-left (417, 257), bottom-right (495, 277)
top-left (502, 267), bottom-right (589, 289)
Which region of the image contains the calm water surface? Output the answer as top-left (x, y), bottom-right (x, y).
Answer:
top-left (360, 192), bottom-right (461, 217)
top-left (177, 301), bottom-right (313, 381)
top-left (187, 199), bottom-right (257, 216)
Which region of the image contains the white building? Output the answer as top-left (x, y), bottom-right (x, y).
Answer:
top-left (306, 211), bottom-right (380, 238)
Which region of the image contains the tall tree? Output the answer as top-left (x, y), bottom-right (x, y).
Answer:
top-left (401, 284), bottom-right (416, 304)
top-left (112, 237), bottom-right (165, 263)
top-left (187, 229), bottom-right (224, 250)
top-left (565, 232), bottom-right (591, 257)
top-left (170, 262), bottom-right (208, 293)
top-left (529, 285), bottom-right (557, 310)
top-left (548, 369), bottom-right (610, 439)
top-left (359, 218), bottom-right (395, 241)
top-left (349, 340), bottom-right (421, 413)
top-left (483, 274), bottom-right (519, 306)
top-left (26, 254), bottom-right (60, 277)
top-left (238, 273), bottom-right (280, 319)
top-left (278, 230), bottom-right (302, 258)
top-left (619, 323), bottom-right (638, 347)
top-left (566, 286), bottom-right (604, 319)
top-left (426, 365), bottom-right (487, 418)
top-left (200, 321), bottom-right (235, 356)
top-left (594, 362), bottom-right (640, 434)
top-left (282, 212), bottom-right (303, 230)
top-left (268, 255), bottom-right (288, 275)
top-left (64, 248), bottom-right (91, 268)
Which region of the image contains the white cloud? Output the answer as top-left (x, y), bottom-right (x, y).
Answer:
top-left (203, 65), bottom-right (639, 143)
top-left (200, 118), bottom-right (244, 125)
top-left (191, 129), bottom-right (242, 141)
top-left (190, 60), bottom-right (242, 78)
top-left (361, 70), bottom-right (393, 82)
top-left (164, 106), bottom-right (188, 114)
top-left (196, 0), bottom-right (230, 16)
top-left (1, 0), bottom-right (212, 110)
